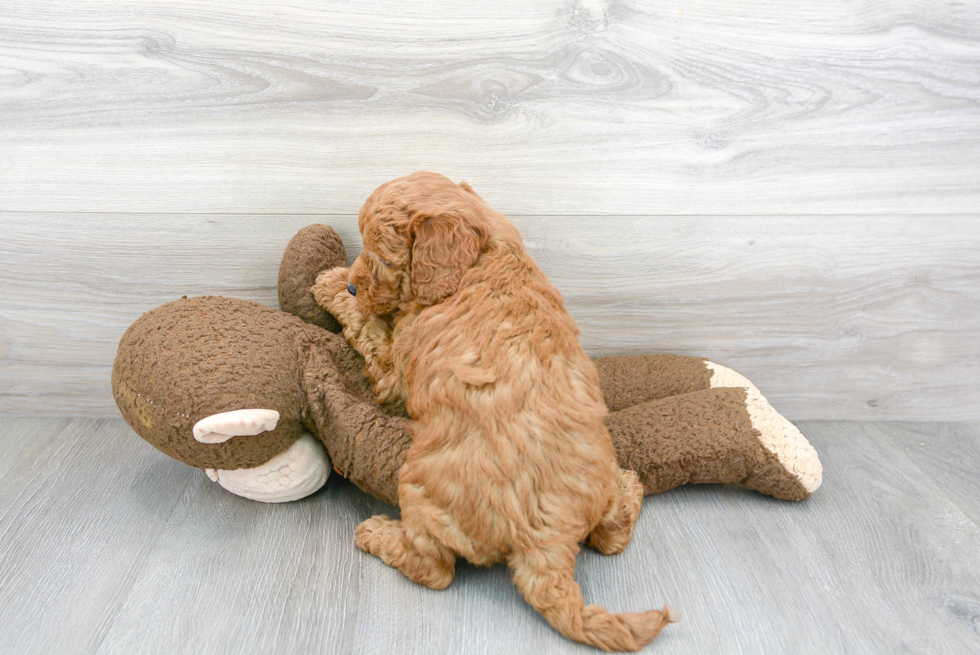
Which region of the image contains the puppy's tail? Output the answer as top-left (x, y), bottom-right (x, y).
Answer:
top-left (509, 548), bottom-right (672, 652)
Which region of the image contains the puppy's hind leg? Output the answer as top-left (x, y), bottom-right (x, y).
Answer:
top-left (509, 541), bottom-right (670, 652)
top-left (588, 469), bottom-right (644, 556)
top-left (355, 516), bottom-right (456, 590)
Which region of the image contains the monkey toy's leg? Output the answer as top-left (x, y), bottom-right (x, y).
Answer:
top-left (595, 355), bottom-right (822, 501)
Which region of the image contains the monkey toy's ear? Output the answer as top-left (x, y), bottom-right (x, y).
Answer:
top-left (278, 224), bottom-right (348, 332)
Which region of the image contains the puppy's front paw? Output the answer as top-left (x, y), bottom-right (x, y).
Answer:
top-left (313, 267), bottom-right (354, 321)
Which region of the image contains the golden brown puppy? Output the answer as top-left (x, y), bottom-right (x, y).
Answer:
top-left (313, 172), bottom-right (671, 651)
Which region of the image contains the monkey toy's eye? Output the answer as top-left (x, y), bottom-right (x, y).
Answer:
top-left (347, 283), bottom-right (357, 296)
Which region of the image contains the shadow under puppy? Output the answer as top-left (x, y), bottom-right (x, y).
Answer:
top-left (313, 172), bottom-right (671, 652)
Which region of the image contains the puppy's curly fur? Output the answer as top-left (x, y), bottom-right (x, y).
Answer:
top-left (313, 172), bottom-right (670, 651)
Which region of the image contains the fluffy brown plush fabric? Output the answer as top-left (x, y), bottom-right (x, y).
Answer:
top-left (278, 224), bottom-right (345, 333)
top-left (113, 294), bottom-right (409, 500)
top-left (115, 220), bottom-right (819, 499)
top-left (605, 386), bottom-right (811, 500)
top-left (114, 294), bottom-right (816, 509)
top-left (595, 354), bottom-right (712, 412)
top-left (112, 297), bottom-right (310, 470)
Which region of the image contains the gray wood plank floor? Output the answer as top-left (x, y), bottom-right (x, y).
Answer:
top-left (1, 419), bottom-right (978, 654)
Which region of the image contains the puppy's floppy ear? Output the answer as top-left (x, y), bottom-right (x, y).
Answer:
top-left (409, 204), bottom-right (489, 305)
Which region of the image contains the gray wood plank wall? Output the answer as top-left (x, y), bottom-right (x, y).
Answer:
top-left (1, 1), bottom-right (979, 420)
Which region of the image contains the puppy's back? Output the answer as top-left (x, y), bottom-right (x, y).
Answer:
top-left (402, 221), bottom-right (618, 553)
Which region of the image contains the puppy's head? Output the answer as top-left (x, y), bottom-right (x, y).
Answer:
top-left (350, 171), bottom-right (490, 312)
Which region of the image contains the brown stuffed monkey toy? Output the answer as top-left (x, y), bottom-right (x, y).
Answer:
top-left (112, 224), bottom-right (821, 506)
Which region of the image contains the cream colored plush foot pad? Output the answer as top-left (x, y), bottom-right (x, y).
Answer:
top-left (706, 362), bottom-right (822, 494)
top-left (204, 432), bottom-right (331, 503)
